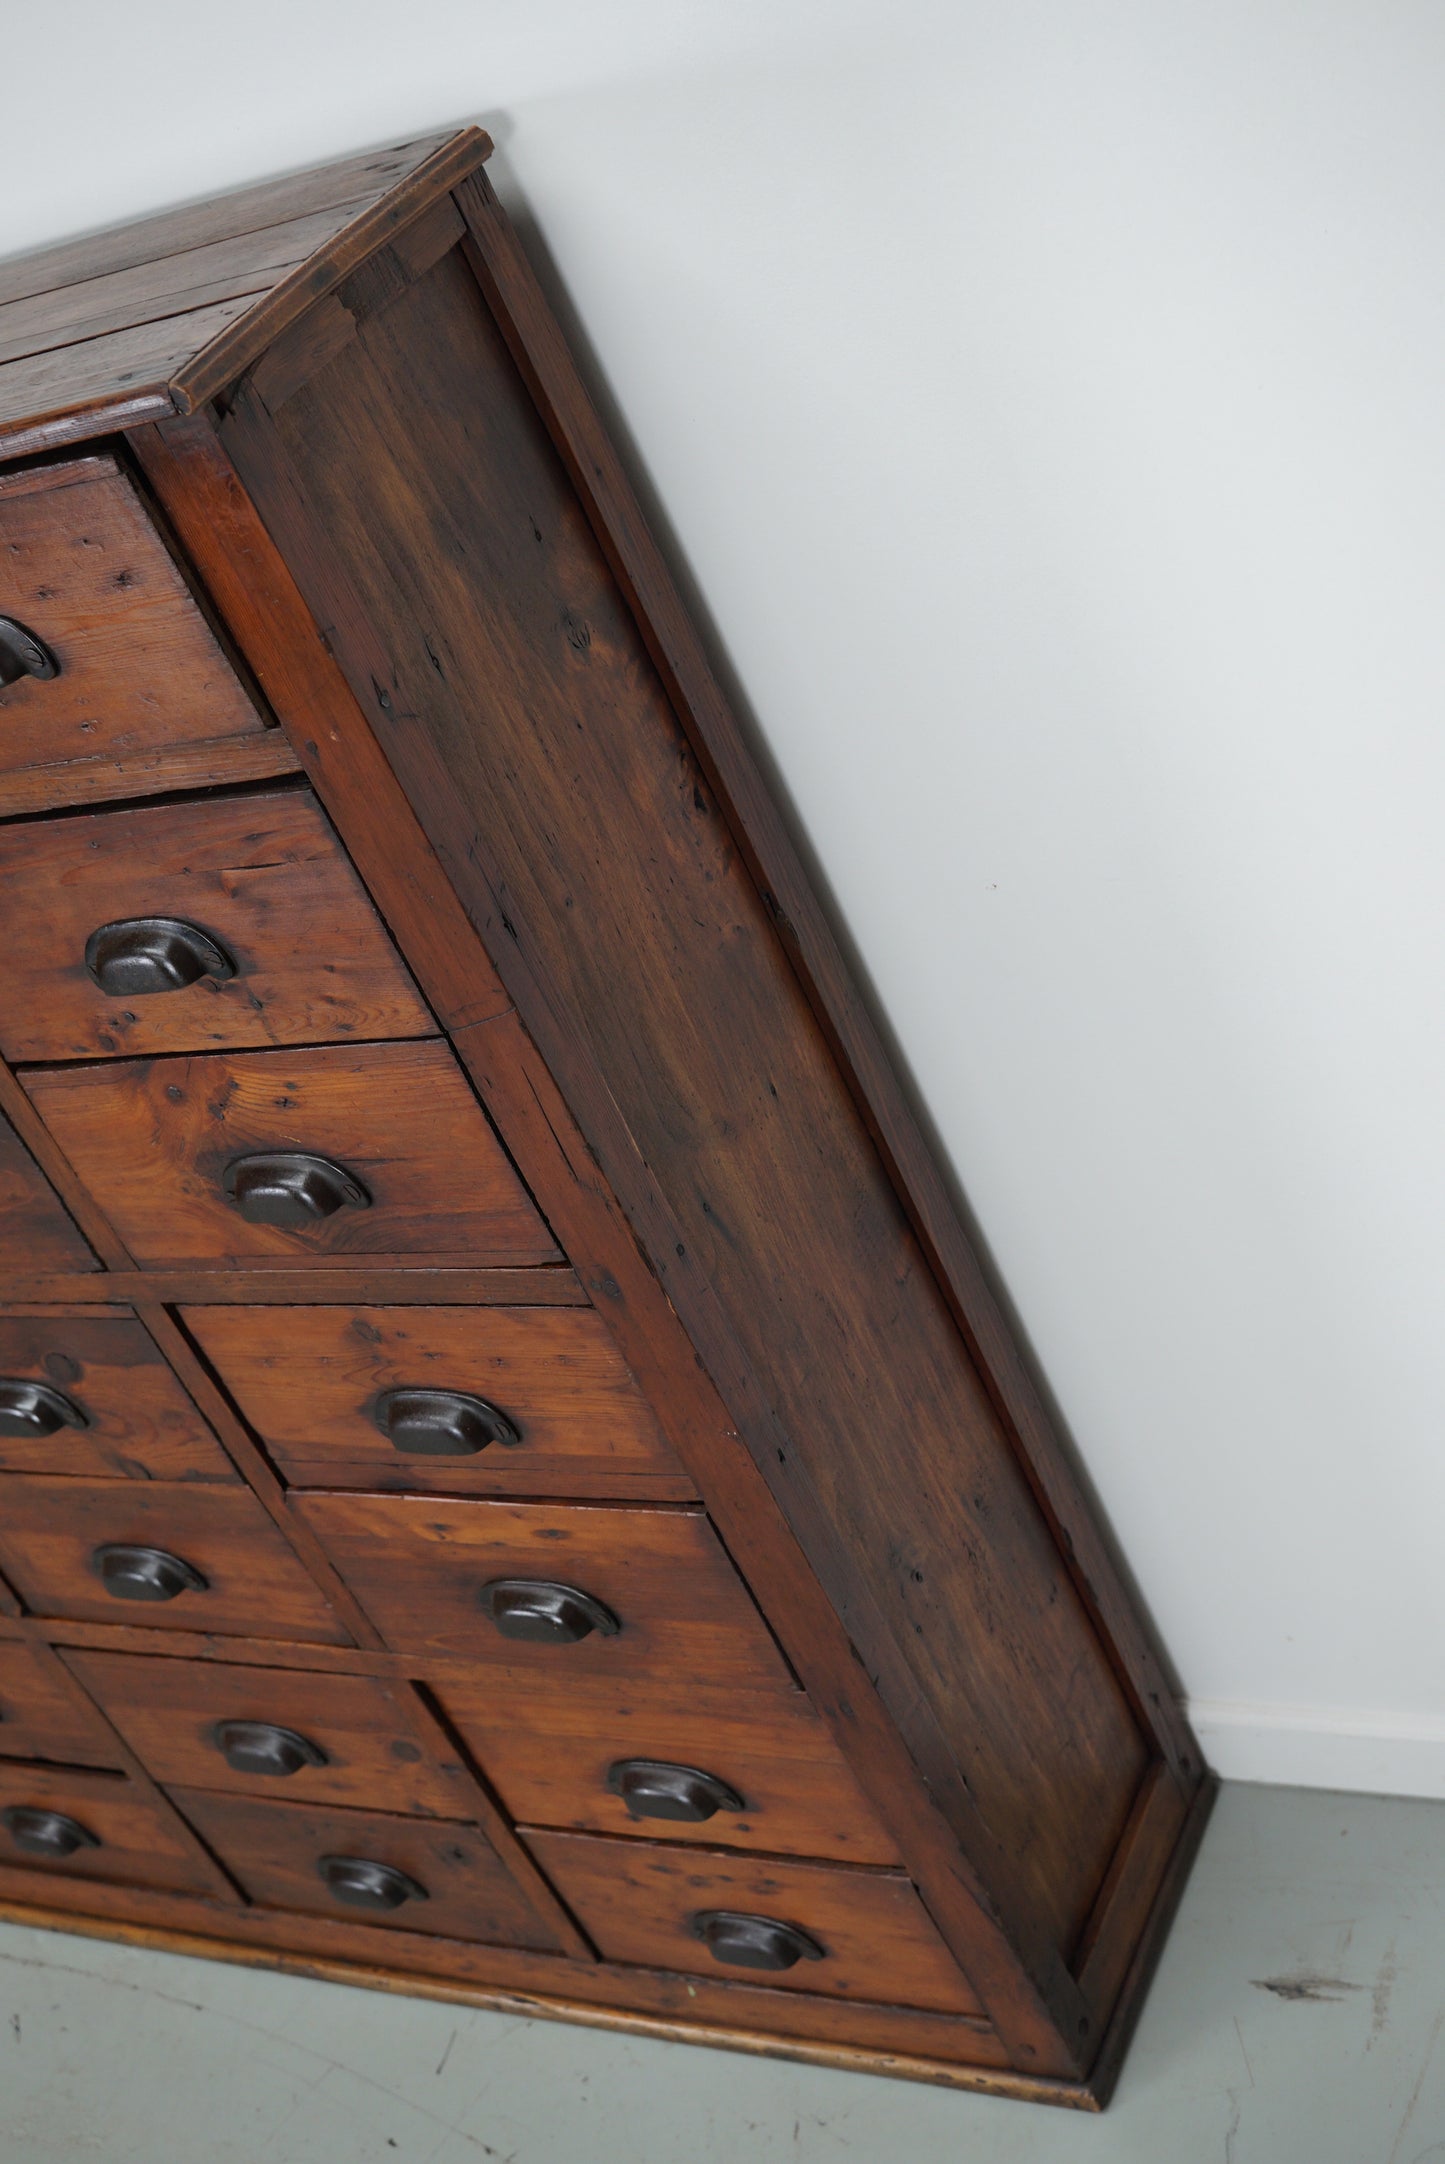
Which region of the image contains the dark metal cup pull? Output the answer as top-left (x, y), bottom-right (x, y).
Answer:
top-left (92, 1542), bottom-right (208, 1603)
top-left (0, 616), bottom-right (59, 687)
top-left (2, 1806), bottom-right (100, 1859)
top-left (318, 1854), bottom-right (429, 1912)
top-left (223, 1152), bottom-right (371, 1228)
top-left (691, 1910), bottom-right (825, 1972)
top-left (606, 1759), bottom-right (745, 1823)
top-left (372, 1386), bottom-right (521, 1457)
top-left (85, 916), bottom-right (236, 997)
top-left (0, 1377), bottom-right (89, 1439)
top-left (213, 1720), bottom-right (329, 1778)
top-left (478, 1578), bottom-right (620, 1645)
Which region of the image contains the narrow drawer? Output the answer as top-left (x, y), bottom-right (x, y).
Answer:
top-left (183, 1304), bottom-right (694, 1498)
top-left (171, 1788), bottom-right (564, 1950)
top-left (434, 1673), bottom-right (901, 1866)
top-left (524, 1831), bottom-right (984, 2016)
top-left (0, 1111), bottom-right (96, 1273)
top-left (0, 789), bottom-right (432, 1062)
top-left (62, 1649), bottom-right (478, 1819)
top-left (0, 1762), bottom-right (225, 1896)
top-left (0, 1477), bottom-right (349, 1643)
top-left (295, 1493), bottom-right (794, 1691)
top-left (0, 455), bottom-right (265, 775)
top-left (0, 1312), bottom-right (235, 1481)
top-left (0, 1638), bottom-right (125, 1769)
top-left (23, 1041), bottom-right (556, 1267)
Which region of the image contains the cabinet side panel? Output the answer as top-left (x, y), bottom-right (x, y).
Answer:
top-left (234, 249), bottom-right (1149, 1960)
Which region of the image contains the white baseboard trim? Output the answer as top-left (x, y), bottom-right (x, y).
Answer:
top-left (1187, 1697), bottom-right (1445, 1801)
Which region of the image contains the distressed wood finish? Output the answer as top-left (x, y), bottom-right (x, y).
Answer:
top-left (0, 1636), bottom-right (127, 1767)
top-left (0, 1311), bottom-right (234, 1482)
top-left (0, 1761), bottom-right (228, 1897)
top-left (0, 1110), bottom-right (100, 1273)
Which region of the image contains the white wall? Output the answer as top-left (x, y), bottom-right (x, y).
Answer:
top-left (5, 1), bottom-right (1445, 1798)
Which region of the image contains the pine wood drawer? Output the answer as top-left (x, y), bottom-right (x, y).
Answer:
top-left (0, 456), bottom-right (267, 776)
top-left (294, 1493), bottom-right (794, 1691)
top-left (0, 1111), bottom-right (96, 1273)
top-left (183, 1304), bottom-right (694, 1499)
top-left (0, 1312), bottom-right (235, 1482)
top-left (0, 1477), bottom-right (349, 1643)
top-left (524, 1831), bottom-right (983, 2016)
top-left (433, 1673), bottom-right (902, 1866)
top-left (22, 1041), bottom-right (557, 1267)
top-left (0, 1638), bottom-right (125, 1768)
top-left (171, 1788), bottom-right (564, 1949)
top-left (62, 1649), bottom-right (477, 1818)
top-left (0, 788), bottom-right (431, 1062)
top-left (0, 1762), bottom-right (225, 1896)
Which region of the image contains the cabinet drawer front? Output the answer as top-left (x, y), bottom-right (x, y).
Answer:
top-left (171, 1787), bottom-right (564, 1950)
top-left (0, 1638), bottom-right (125, 1768)
top-left (524, 1831), bottom-right (983, 2016)
top-left (0, 1112), bottom-right (96, 1273)
top-left (434, 1674), bottom-right (901, 1867)
top-left (0, 1478), bottom-right (348, 1643)
top-left (0, 1313), bottom-right (235, 1482)
top-left (296, 1493), bottom-right (793, 1691)
top-left (0, 456), bottom-right (265, 776)
top-left (0, 789), bottom-right (432, 1062)
top-left (0, 1762), bottom-right (224, 1895)
top-left (23, 1042), bottom-right (556, 1266)
top-left (62, 1650), bottom-right (476, 1818)
top-left (183, 1304), bottom-right (692, 1497)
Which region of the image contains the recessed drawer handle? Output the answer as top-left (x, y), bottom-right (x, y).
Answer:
top-left (85, 916), bottom-right (236, 997)
top-left (92, 1542), bottom-right (209, 1603)
top-left (319, 1855), bottom-right (429, 1912)
top-left (2, 1806), bottom-right (100, 1859)
top-left (0, 1377), bottom-right (89, 1439)
top-left (372, 1386), bottom-right (521, 1456)
top-left (691, 1910), bottom-right (825, 1972)
top-left (478, 1578), bottom-right (620, 1645)
top-left (223, 1152), bottom-right (371, 1228)
top-left (606, 1759), bottom-right (745, 1822)
top-left (213, 1720), bottom-right (329, 1778)
top-left (0, 616), bottom-right (59, 687)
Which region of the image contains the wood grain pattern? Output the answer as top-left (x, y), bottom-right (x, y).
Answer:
top-left (0, 1109), bottom-right (99, 1273)
top-left (0, 1311), bottom-right (234, 1482)
top-left (22, 1040), bottom-right (556, 1266)
top-left (0, 1268), bottom-right (584, 1308)
top-left (523, 1831), bottom-right (983, 2016)
top-left (0, 1761), bottom-right (227, 1897)
top-left (0, 728), bottom-right (302, 821)
top-left (181, 1303), bottom-right (692, 1496)
top-left (0, 787), bottom-right (432, 1061)
top-left (0, 1636), bottom-right (126, 1767)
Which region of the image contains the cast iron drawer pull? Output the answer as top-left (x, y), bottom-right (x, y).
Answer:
top-left (223, 1152), bottom-right (371, 1228)
top-left (691, 1910), bottom-right (825, 1972)
top-left (372, 1386), bottom-right (521, 1456)
top-left (606, 1759), bottom-right (745, 1822)
top-left (319, 1855), bottom-right (429, 1912)
top-left (213, 1720), bottom-right (329, 1778)
top-left (478, 1578), bottom-right (620, 1645)
top-left (0, 1377), bottom-right (89, 1439)
top-left (2, 1806), bottom-right (100, 1859)
top-left (92, 1542), bottom-right (209, 1603)
top-left (85, 916), bottom-right (237, 997)
top-left (0, 617), bottom-right (59, 686)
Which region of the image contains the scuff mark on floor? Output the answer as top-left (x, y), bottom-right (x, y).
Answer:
top-left (1251, 1972), bottom-right (1363, 2003)
top-left (1371, 1940), bottom-right (1398, 2047)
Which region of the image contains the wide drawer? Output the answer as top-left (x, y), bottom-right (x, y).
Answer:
top-left (0, 1761), bottom-right (225, 1896)
top-left (63, 1649), bottom-right (478, 1819)
top-left (171, 1788), bottom-right (564, 1949)
top-left (0, 1111), bottom-right (96, 1273)
top-left (23, 1041), bottom-right (557, 1266)
top-left (0, 1311), bottom-right (235, 1481)
top-left (0, 788), bottom-right (431, 1061)
top-left (183, 1304), bottom-right (692, 1497)
top-left (0, 455), bottom-right (266, 775)
top-left (0, 1477), bottom-right (349, 1643)
top-left (524, 1831), bottom-right (984, 2016)
top-left (0, 1637), bottom-right (125, 1768)
top-left (295, 1493), bottom-right (794, 1690)
top-left (433, 1672), bottom-right (901, 1866)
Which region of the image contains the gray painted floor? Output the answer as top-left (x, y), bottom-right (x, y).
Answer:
top-left (0, 1783), bottom-right (1442, 2162)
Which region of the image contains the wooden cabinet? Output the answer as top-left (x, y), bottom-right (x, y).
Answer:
top-left (0, 128), bottom-right (1210, 2107)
